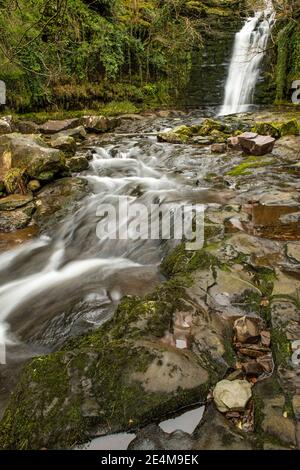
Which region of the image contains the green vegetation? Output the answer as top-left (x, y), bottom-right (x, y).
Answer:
top-left (226, 156), bottom-right (275, 177)
top-left (274, 2), bottom-right (300, 102)
top-left (0, 0), bottom-right (210, 112)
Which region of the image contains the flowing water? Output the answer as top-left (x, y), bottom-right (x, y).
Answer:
top-left (0, 111), bottom-right (233, 366)
top-left (219, 0), bottom-right (275, 116)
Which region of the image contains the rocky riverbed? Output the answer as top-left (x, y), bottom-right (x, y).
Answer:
top-left (0, 107), bottom-right (300, 450)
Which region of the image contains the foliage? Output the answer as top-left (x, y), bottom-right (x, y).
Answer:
top-left (0, 0), bottom-right (205, 111)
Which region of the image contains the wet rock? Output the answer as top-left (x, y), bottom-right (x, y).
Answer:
top-left (0, 203), bottom-right (35, 231)
top-left (53, 126), bottom-right (87, 142)
top-left (234, 316), bottom-right (261, 344)
top-left (67, 156), bottom-right (89, 172)
top-left (0, 225), bottom-right (39, 252)
top-left (39, 118), bottom-right (80, 135)
top-left (0, 194), bottom-right (33, 210)
top-left (287, 244), bottom-right (300, 263)
top-left (272, 270), bottom-right (300, 297)
top-left (129, 425), bottom-right (194, 450)
top-left (213, 379), bottom-right (252, 413)
top-left (271, 300), bottom-right (300, 341)
top-left (158, 130), bottom-right (188, 144)
top-left (292, 395), bottom-right (300, 420)
top-left (34, 177), bottom-right (88, 228)
top-left (242, 360), bottom-right (265, 376)
top-left (238, 132), bottom-right (275, 156)
top-left (27, 180), bottom-right (41, 192)
top-left (16, 121), bottom-right (39, 134)
top-left (193, 404), bottom-right (255, 450)
top-left (211, 143), bottom-right (227, 153)
top-left (0, 117), bottom-right (12, 135)
top-left (273, 136), bottom-right (300, 161)
top-left (256, 379), bottom-right (297, 447)
top-left (261, 330), bottom-right (271, 347)
top-left (238, 344), bottom-right (269, 358)
top-left (0, 133), bottom-right (66, 181)
top-left (50, 135), bottom-right (76, 156)
top-left (119, 113), bottom-right (144, 121)
top-left (227, 136), bottom-right (242, 150)
top-left (0, 249), bottom-right (235, 449)
top-left (80, 115), bottom-right (120, 133)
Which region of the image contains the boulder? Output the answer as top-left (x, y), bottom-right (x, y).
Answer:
top-left (0, 203), bottom-right (35, 232)
top-left (16, 120), bottom-right (39, 134)
top-left (39, 118), bottom-right (80, 135)
top-left (0, 133), bottom-right (66, 181)
top-left (0, 194), bottom-right (33, 211)
top-left (0, 118), bottom-right (12, 135)
top-left (53, 126), bottom-right (87, 142)
top-left (193, 404), bottom-right (255, 450)
top-left (34, 177), bottom-right (88, 227)
top-left (238, 132), bottom-right (275, 156)
top-left (80, 115), bottom-right (120, 133)
top-left (50, 135), bottom-right (77, 156)
top-left (66, 156), bottom-right (89, 172)
top-left (213, 379), bottom-right (252, 413)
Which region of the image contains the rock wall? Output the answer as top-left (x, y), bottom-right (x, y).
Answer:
top-left (183, 5), bottom-right (245, 107)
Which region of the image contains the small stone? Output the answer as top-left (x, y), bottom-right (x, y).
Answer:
top-left (242, 361), bottom-right (264, 376)
top-left (213, 379), bottom-right (252, 413)
top-left (238, 344), bottom-right (269, 358)
top-left (27, 180), bottom-right (41, 192)
top-left (227, 136), bottom-right (242, 150)
top-left (211, 143), bottom-right (227, 153)
top-left (234, 316), bottom-right (261, 344)
top-left (260, 330), bottom-right (271, 347)
top-left (256, 355), bottom-right (273, 374)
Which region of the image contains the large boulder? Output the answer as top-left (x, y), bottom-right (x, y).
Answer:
top-left (33, 177), bottom-right (88, 227)
top-left (50, 135), bottom-right (77, 156)
top-left (39, 118), bottom-right (80, 135)
top-left (51, 126), bottom-right (87, 142)
top-left (79, 115), bottom-right (120, 133)
top-left (0, 133), bottom-right (66, 181)
top-left (238, 132), bottom-right (275, 156)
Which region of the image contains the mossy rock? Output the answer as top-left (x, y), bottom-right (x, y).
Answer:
top-left (252, 122), bottom-right (281, 139)
top-left (0, 243), bottom-right (234, 449)
top-left (252, 119), bottom-right (299, 139)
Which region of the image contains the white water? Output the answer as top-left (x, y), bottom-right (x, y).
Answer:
top-left (219, 0), bottom-right (275, 116)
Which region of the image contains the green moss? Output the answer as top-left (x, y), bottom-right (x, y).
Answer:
top-left (161, 242), bottom-right (219, 278)
top-left (271, 327), bottom-right (291, 368)
top-left (3, 168), bottom-right (27, 194)
top-left (226, 156), bottom-right (275, 177)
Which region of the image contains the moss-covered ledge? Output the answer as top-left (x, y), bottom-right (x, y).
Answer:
top-left (0, 245), bottom-right (234, 450)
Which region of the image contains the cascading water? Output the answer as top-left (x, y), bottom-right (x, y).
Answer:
top-left (0, 113), bottom-right (232, 367)
top-left (219, 0), bottom-right (275, 116)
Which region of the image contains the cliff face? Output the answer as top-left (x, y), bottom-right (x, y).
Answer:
top-left (184, 1), bottom-right (245, 107)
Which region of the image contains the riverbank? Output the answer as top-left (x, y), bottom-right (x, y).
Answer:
top-left (0, 105), bottom-right (300, 449)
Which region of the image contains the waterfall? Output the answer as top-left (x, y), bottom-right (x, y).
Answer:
top-left (219, 1), bottom-right (275, 116)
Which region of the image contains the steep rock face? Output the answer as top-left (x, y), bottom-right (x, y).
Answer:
top-left (184, 1), bottom-right (246, 106)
